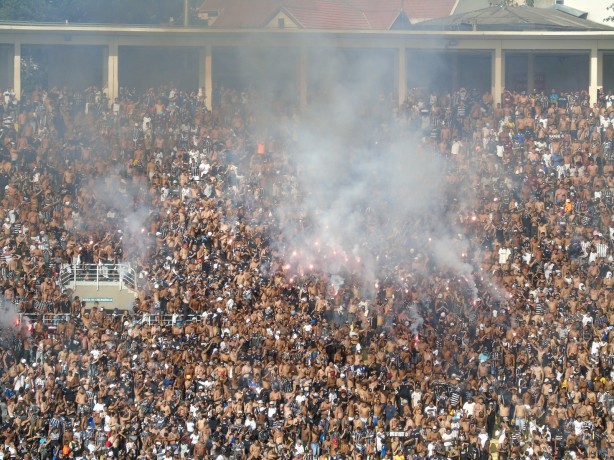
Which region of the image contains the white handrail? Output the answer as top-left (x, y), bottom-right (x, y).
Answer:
top-left (58, 263), bottom-right (138, 292)
top-left (19, 312), bottom-right (201, 328)
top-left (18, 312), bottom-right (71, 327)
top-left (140, 313), bottom-right (201, 326)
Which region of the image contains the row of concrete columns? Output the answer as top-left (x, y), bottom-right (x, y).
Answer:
top-left (1, 42), bottom-right (214, 111)
top-left (0, 43), bottom-right (606, 109)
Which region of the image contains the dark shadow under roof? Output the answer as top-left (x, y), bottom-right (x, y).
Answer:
top-left (411, 5), bottom-right (613, 32)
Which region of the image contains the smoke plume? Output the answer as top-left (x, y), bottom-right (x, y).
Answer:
top-left (267, 39), bottom-right (479, 300)
top-left (407, 304), bottom-right (424, 336)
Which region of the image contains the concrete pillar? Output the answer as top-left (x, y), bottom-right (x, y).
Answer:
top-left (527, 52), bottom-right (534, 93)
top-left (598, 50), bottom-right (604, 94)
top-left (491, 44), bottom-right (503, 105)
top-left (102, 46), bottom-right (108, 90)
top-left (397, 46), bottom-right (407, 106)
top-left (198, 45), bottom-right (212, 111)
top-left (589, 45), bottom-right (600, 106)
top-left (13, 41), bottom-right (21, 99)
top-left (298, 46), bottom-right (308, 110)
top-left (106, 39), bottom-right (119, 104)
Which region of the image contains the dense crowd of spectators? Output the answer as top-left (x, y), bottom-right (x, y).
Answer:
top-left (0, 80), bottom-right (611, 460)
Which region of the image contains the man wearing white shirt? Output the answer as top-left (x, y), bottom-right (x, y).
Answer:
top-left (293, 439), bottom-right (304, 456)
top-left (463, 398), bottom-right (475, 418)
top-left (245, 414), bottom-right (256, 431)
top-left (451, 138), bottom-right (462, 157)
top-left (499, 246), bottom-right (511, 264)
top-left (441, 427), bottom-right (455, 448)
top-left (411, 389), bottom-right (422, 408)
top-left (424, 403), bottom-right (437, 417)
top-left (478, 427), bottom-right (489, 449)
top-left (595, 238), bottom-right (609, 258)
top-left (199, 161), bottom-right (211, 175)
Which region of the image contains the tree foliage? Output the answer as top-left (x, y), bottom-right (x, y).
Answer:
top-left (0, 0), bottom-right (188, 25)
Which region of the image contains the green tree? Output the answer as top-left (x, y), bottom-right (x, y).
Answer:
top-left (0, 0), bottom-right (186, 25)
top-left (0, 0), bottom-right (46, 22)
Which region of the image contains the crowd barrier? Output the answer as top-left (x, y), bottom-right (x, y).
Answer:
top-left (58, 263), bottom-right (138, 292)
top-left (16, 312), bottom-right (70, 329)
top-left (138, 313), bottom-right (201, 326)
top-left (17, 312), bottom-right (202, 328)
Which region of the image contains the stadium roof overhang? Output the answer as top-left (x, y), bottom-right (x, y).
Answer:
top-left (0, 22), bottom-right (613, 49)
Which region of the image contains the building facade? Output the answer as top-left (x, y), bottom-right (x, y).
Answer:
top-left (0, 5), bottom-right (612, 108)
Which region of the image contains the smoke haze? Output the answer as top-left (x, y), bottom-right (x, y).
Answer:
top-left (259, 39), bottom-right (481, 299)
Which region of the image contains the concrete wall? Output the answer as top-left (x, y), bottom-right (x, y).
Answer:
top-left (506, 52), bottom-right (589, 93)
top-left (46, 45), bottom-right (104, 90)
top-left (212, 46), bottom-right (301, 106)
top-left (118, 46), bottom-right (199, 93)
top-left (458, 53), bottom-right (492, 92)
top-left (0, 45), bottom-right (14, 91)
top-left (604, 54), bottom-right (614, 92)
top-left (307, 47), bottom-right (395, 104)
top-left (407, 51), bottom-right (491, 94)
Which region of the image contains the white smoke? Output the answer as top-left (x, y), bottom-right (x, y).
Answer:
top-left (223, 36), bottom-right (483, 314)
top-left (432, 236), bottom-right (478, 300)
top-left (329, 274), bottom-right (345, 296)
top-left (0, 298), bottom-right (31, 339)
top-left (272, 46), bottom-right (479, 300)
top-left (88, 169), bottom-right (154, 263)
top-left (407, 304), bottom-right (424, 336)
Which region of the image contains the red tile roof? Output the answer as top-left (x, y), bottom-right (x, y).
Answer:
top-left (346, 0), bottom-right (404, 29)
top-left (197, 0), bottom-right (457, 30)
top-left (284, 0), bottom-right (372, 30)
top-left (401, 0), bottom-right (458, 22)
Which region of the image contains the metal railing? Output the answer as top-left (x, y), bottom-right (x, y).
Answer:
top-left (18, 312), bottom-right (201, 328)
top-left (59, 263), bottom-right (138, 292)
top-left (18, 313), bottom-right (70, 327)
top-left (139, 313), bottom-right (201, 326)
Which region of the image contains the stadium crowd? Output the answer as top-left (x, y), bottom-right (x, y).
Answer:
top-left (0, 80), bottom-right (611, 460)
